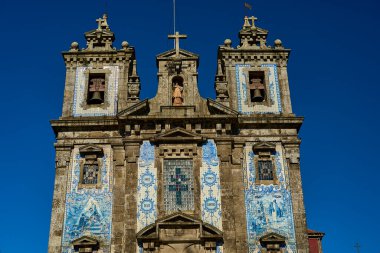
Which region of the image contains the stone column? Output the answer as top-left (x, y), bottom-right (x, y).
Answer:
top-left (285, 143), bottom-right (309, 253)
top-left (48, 147), bottom-right (72, 253)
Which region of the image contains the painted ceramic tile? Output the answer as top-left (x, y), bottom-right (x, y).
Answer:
top-left (235, 64), bottom-right (282, 114)
top-left (201, 140), bottom-right (223, 253)
top-left (136, 141), bottom-right (157, 232)
top-left (243, 144), bottom-right (296, 253)
top-left (62, 146), bottom-right (113, 253)
top-left (72, 66), bottom-right (119, 117)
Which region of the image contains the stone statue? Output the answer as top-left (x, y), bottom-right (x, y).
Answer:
top-left (172, 82), bottom-right (183, 106)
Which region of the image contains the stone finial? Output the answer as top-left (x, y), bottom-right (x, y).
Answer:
top-left (224, 39), bottom-right (232, 48)
top-left (274, 39), bottom-right (284, 49)
top-left (243, 16), bottom-right (251, 29)
top-left (122, 41), bottom-right (129, 50)
top-left (70, 41), bottom-right (79, 51)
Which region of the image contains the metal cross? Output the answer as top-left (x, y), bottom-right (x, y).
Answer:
top-left (354, 242), bottom-right (361, 253)
top-left (168, 32), bottom-right (187, 57)
top-left (169, 167), bottom-right (189, 205)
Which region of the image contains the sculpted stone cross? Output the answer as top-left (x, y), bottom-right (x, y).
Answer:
top-left (249, 16), bottom-right (258, 28)
top-left (96, 14), bottom-right (109, 31)
top-left (168, 32), bottom-right (187, 57)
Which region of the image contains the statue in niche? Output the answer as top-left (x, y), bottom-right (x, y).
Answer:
top-left (172, 82), bottom-right (183, 106)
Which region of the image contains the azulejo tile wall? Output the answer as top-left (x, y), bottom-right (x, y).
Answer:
top-left (72, 66), bottom-right (119, 117)
top-left (136, 141), bottom-right (157, 232)
top-left (243, 143), bottom-right (296, 253)
top-left (235, 64), bottom-right (282, 114)
top-left (201, 140), bottom-right (223, 253)
top-left (61, 146), bottom-right (113, 253)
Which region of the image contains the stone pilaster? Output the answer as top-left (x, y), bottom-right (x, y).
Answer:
top-left (111, 145), bottom-right (126, 253)
top-left (285, 144), bottom-right (309, 253)
top-left (124, 142), bottom-right (141, 253)
top-left (216, 141), bottom-right (248, 253)
top-left (48, 147), bottom-right (72, 253)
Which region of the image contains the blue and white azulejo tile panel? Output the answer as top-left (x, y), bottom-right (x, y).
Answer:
top-left (72, 66), bottom-right (119, 117)
top-left (235, 64), bottom-right (282, 114)
top-left (243, 143), bottom-right (296, 253)
top-left (136, 141), bottom-right (157, 232)
top-left (61, 146), bottom-right (113, 253)
top-left (201, 140), bottom-right (223, 253)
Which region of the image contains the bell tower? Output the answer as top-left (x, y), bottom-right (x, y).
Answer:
top-left (48, 14), bottom-right (141, 253)
top-left (215, 16), bottom-right (293, 115)
top-left (60, 14), bottom-right (141, 118)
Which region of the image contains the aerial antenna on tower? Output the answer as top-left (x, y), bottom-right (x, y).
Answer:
top-left (173, 0), bottom-right (176, 33)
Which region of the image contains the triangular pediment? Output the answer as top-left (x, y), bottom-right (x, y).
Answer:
top-left (157, 49), bottom-right (199, 59)
top-left (207, 99), bottom-right (239, 115)
top-left (253, 142), bottom-right (276, 152)
top-left (150, 127), bottom-right (205, 144)
top-left (260, 232), bottom-right (286, 243)
top-left (72, 236), bottom-right (99, 246)
top-left (157, 212), bottom-right (200, 224)
top-left (79, 145), bottom-right (104, 155)
top-left (84, 29), bottom-right (115, 38)
top-left (117, 99), bottom-right (150, 117)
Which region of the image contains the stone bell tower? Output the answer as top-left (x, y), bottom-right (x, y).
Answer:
top-left (48, 12), bottom-right (313, 253)
top-left (48, 14), bottom-right (142, 253)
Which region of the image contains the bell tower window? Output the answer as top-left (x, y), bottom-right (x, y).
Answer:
top-left (248, 71), bottom-right (266, 103)
top-left (87, 73), bottom-right (106, 105)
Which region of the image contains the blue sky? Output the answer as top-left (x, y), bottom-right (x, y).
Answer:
top-left (0, 0), bottom-right (379, 252)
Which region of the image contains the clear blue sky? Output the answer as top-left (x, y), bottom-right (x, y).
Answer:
top-left (0, 0), bottom-right (378, 252)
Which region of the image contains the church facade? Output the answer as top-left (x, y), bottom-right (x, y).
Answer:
top-left (48, 14), bottom-right (312, 253)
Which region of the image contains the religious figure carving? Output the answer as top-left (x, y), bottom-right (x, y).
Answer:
top-left (172, 82), bottom-right (183, 106)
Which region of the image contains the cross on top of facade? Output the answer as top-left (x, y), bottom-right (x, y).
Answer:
top-left (96, 14), bottom-right (109, 31)
top-left (249, 16), bottom-right (258, 28)
top-left (168, 31), bottom-right (187, 57)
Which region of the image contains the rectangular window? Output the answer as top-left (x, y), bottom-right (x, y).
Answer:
top-left (258, 160), bottom-right (274, 181)
top-left (82, 163), bottom-right (99, 184)
top-left (163, 159), bottom-right (194, 212)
